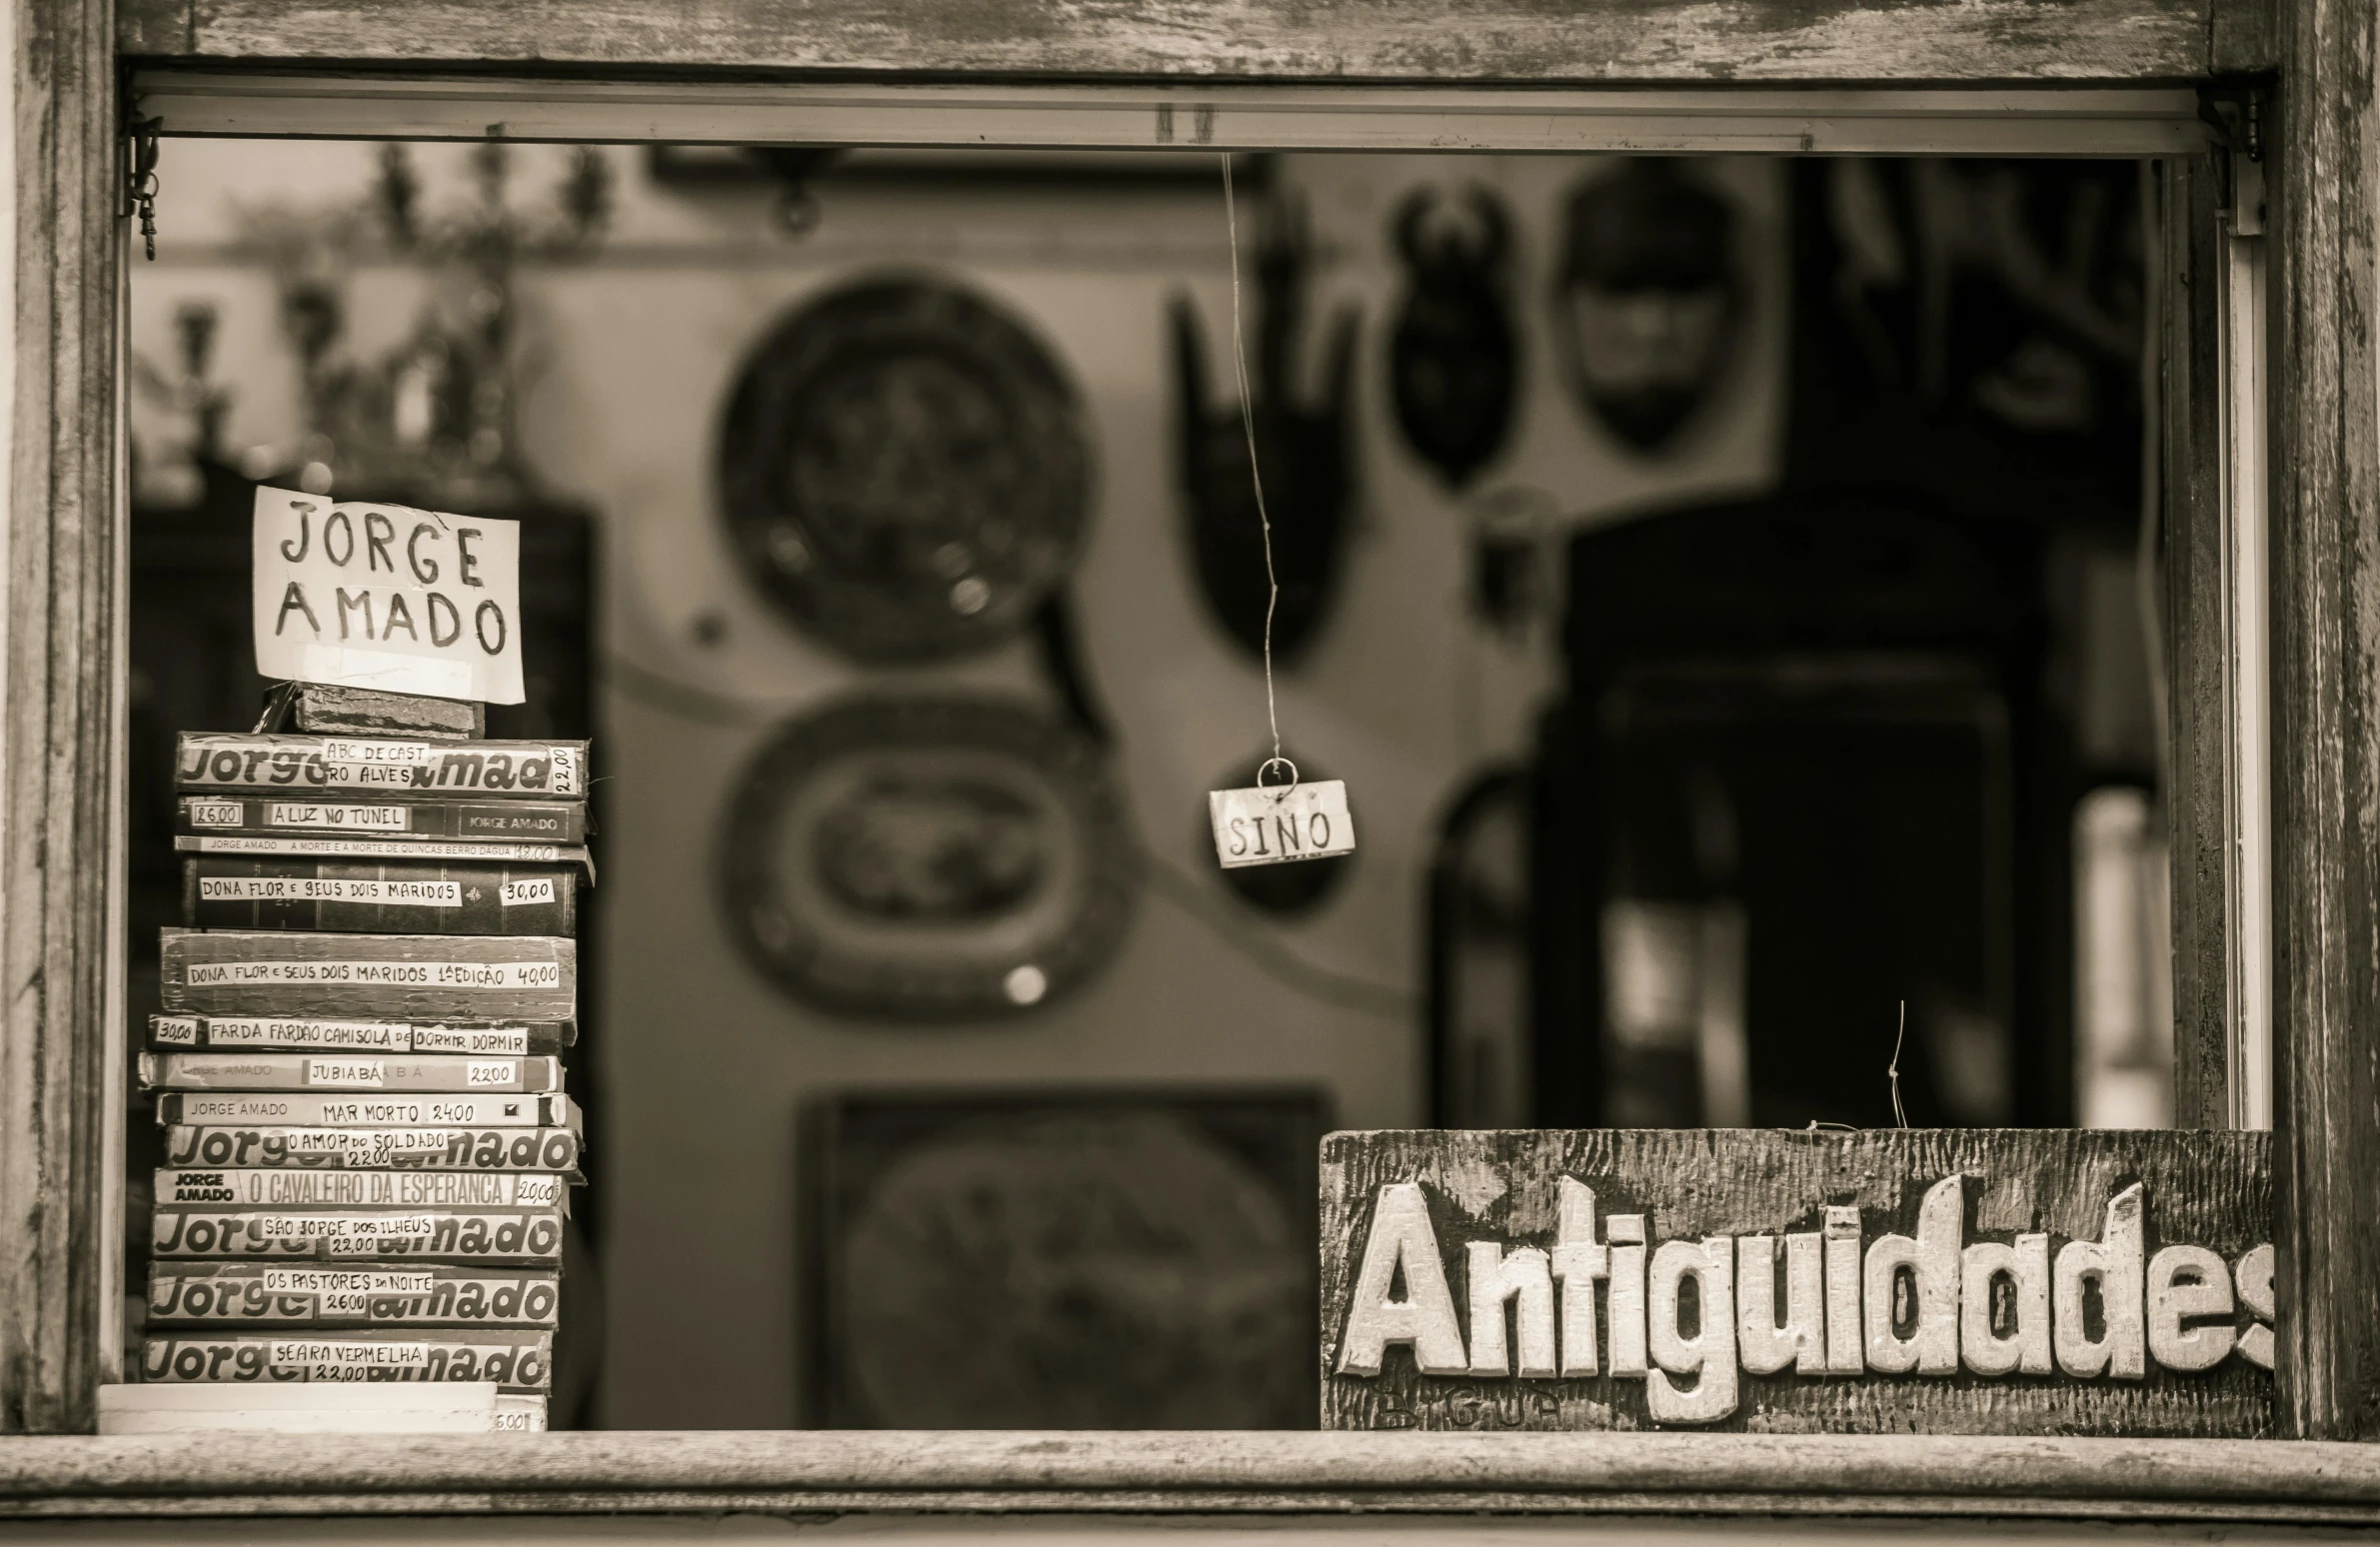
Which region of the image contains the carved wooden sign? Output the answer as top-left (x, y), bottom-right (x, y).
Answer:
top-left (1320, 1130), bottom-right (2271, 1436)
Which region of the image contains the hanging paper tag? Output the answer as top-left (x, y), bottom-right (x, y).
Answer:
top-left (1208, 779), bottom-right (1355, 868)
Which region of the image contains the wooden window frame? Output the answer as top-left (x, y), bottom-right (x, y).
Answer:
top-left (4, 0), bottom-right (2377, 1518)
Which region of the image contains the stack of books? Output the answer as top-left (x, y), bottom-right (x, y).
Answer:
top-left (118, 687), bottom-right (591, 1434)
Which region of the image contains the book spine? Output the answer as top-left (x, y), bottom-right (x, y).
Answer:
top-left (162, 1125), bottom-right (583, 1172)
top-left (152, 1205), bottom-right (566, 1263)
top-left (155, 1169), bottom-right (570, 1209)
top-left (155, 1091), bottom-right (576, 1129)
top-left (290, 684), bottom-right (484, 740)
top-left (494, 1394), bottom-right (548, 1432)
top-left (148, 1264), bottom-right (562, 1328)
top-left (159, 929), bottom-right (577, 1020)
top-left (139, 1331), bottom-right (552, 1391)
top-left (181, 858), bottom-right (578, 936)
top-left (141, 1053), bottom-right (563, 1093)
top-left (176, 734), bottom-right (588, 799)
top-left (176, 834), bottom-right (589, 868)
top-left (148, 1014), bottom-right (572, 1054)
top-left (179, 795), bottom-right (588, 845)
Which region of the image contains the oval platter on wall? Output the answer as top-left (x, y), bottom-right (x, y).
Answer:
top-left (719, 276), bottom-right (1094, 663)
top-left (721, 696), bottom-right (1137, 1020)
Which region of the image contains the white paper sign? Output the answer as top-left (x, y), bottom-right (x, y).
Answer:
top-left (252, 488), bottom-right (525, 705)
top-left (1207, 778), bottom-right (1356, 868)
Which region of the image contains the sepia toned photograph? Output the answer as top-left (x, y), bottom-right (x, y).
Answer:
top-left (0, 0), bottom-right (2368, 1541)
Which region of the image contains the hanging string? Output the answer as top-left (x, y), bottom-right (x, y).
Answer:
top-left (1888, 999), bottom-right (1910, 1129)
top-left (1220, 153), bottom-right (1291, 796)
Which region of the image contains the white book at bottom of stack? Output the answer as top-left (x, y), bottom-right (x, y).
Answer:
top-left (98, 1381), bottom-right (545, 1434)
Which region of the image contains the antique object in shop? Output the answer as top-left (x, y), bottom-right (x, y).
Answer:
top-left (1319, 1128), bottom-right (2270, 1435)
top-left (1551, 159), bottom-right (1741, 454)
top-left (1533, 493), bottom-right (2039, 1131)
top-left (1173, 186), bottom-right (1357, 665)
top-left (1782, 158), bottom-right (2145, 532)
top-left (1426, 769), bottom-right (1530, 1126)
top-left (237, 142), bottom-right (611, 513)
top-left (1464, 484), bottom-right (1560, 640)
top-left (646, 144), bottom-right (843, 237)
top-left (367, 141), bottom-right (610, 514)
top-left (1388, 185), bottom-right (1518, 489)
top-left (808, 1088), bottom-right (1328, 1427)
top-left (131, 301), bottom-right (234, 511)
top-left (719, 277), bottom-right (1093, 664)
top-left (721, 696), bottom-right (1134, 1018)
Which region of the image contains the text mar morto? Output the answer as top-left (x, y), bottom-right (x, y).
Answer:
top-left (1333, 1176), bottom-right (2274, 1424)
top-left (252, 487), bottom-right (526, 705)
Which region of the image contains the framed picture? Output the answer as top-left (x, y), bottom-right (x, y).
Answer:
top-left (804, 1086), bottom-right (1332, 1428)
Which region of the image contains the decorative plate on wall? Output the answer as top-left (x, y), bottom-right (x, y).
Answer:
top-left (721, 696), bottom-right (1136, 1019)
top-left (719, 276), bottom-right (1093, 663)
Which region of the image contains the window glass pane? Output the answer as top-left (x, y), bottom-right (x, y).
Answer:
top-left (126, 142), bottom-right (2173, 1432)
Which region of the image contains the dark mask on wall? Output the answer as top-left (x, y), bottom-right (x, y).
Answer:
top-left (1172, 189), bottom-right (1357, 666)
top-left (1388, 185), bottom-right (1518, 491)
top-left (1552, 159), bottom-right (1741, 454)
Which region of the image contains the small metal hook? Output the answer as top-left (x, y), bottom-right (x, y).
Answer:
top-left (1255, 756), bottom-right (1299, 801)
top-left (126, 114), bottom-right (163, 261)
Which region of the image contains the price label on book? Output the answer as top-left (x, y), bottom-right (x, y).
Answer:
top-left (252, 487), bottom-right (526, 705)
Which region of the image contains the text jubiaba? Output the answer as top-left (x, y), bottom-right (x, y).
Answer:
top-left (1334, 1176), bottom-right (2273, 1424)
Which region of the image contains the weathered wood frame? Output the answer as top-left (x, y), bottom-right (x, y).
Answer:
top-left (4, 0), bottom-right (126, 1438)
top-left (6, 0), bottom-right (2375, 1489)
top-left (6, 1431), bottom-right (2380, 1522)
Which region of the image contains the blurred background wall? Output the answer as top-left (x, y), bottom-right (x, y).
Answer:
top-left (130, 143), bottom-right (1787, 1427)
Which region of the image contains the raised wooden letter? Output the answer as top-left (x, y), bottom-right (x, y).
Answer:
top-left (1864, 1175), bottom-right (1963, 1374)
top-left (1823, 1204), bottom-right (1864, 1374)
top-left (1606, 1213), bottom-right (1649, 1378)
top-left (1334, 1183), bottom-right (1466, 1376)
top-left (1550, 1177), bottom-right (1609, 1376)
top-left (2053, 1182), bottom-right (2146, 1379)
top-left (1960, 1233), bottom-right (2053, 1376)
top-left (2147, 1244), bottom-right (2237, 1372)
top-left (1647, 1236), bottom-right (1739, 1422)
top-left (1466, 1241), bottom-right (1556, 1378)
top-left (1736, 1233), bottom-right (1825, 1376)
top-left (2232, 1242), bottom-right (2274, 1371)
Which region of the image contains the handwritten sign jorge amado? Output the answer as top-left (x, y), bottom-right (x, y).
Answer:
top-left (1320, 1129), bottom-right (2272, 1437)
top-left (253, 487), bottom-right (525, 705)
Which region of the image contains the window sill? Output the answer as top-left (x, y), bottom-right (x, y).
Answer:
top-left (0, 1432), bottom-right (2372, 1524)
